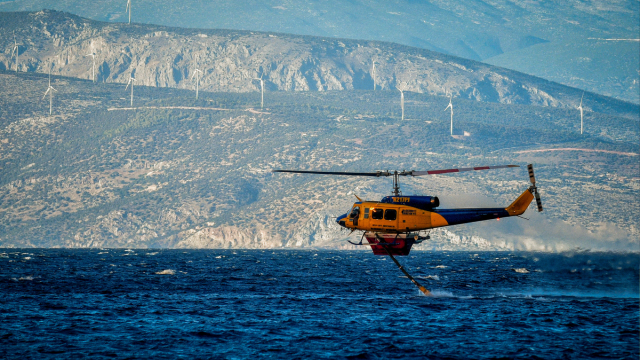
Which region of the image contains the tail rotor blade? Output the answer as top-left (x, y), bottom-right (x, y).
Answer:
top-left (527, 164), bottom-right (536, 185)
top-left (534, 189), bottom-right (543, 212)
top-left (527, 164), bottom-right (543, 212)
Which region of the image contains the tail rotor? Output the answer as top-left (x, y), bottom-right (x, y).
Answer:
top-left (527, 164), bottom-right (543, 212)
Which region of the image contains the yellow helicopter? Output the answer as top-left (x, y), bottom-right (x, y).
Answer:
top-left (272, 164), bottom-right (543, 295)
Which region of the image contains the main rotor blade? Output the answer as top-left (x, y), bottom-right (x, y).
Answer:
top-left (411, 164), bottom-right (519, 176)
top-left (272, 170), bottom-right (381, 177)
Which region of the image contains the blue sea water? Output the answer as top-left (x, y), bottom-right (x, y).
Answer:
top-left (0, 249), bottom-right (638, 359)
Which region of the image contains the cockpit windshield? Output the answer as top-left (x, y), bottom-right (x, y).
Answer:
top-left (349, 206), bottom-right (360, 218)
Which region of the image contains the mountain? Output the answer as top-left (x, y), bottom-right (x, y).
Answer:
top-left (1, 0), bottom-right (638, 104)
top-left (0, 69), bottom-right (638, 251)
top-left (0, 10), bottom-right (637, 122)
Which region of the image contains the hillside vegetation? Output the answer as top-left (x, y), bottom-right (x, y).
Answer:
top-left (0, 71), bottom-right (637, 250)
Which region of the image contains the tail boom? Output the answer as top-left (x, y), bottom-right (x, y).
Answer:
top-left (432, 187), bottom-right (534, 227)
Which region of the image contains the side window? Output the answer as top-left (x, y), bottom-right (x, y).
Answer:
top-left (371, 208), bottom-right (384, 220)
top-left (364, 208), bottom-right (370, 219)
top-left (384, 209), bottom-right (397, 221)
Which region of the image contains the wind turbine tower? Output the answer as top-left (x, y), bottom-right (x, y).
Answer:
top-left (578, 92), bottom-right (584, 134)
top-left (125, 0), bottom-right (132, 24)
top-left (42, 68), bottom-right (57, 115)
top-left (396, 86), bottom-right (405, 120)
top-left (191, 58), bottom-right (203, 100)
top-left (372, 60), bottom-right (376, 91)
top-left (85, 52), bottom-right (96, 82)
top-left (253, 74), bottom-right (265, 109)
top-left (125, 74), bottom-right (136, 106)
top-left (444, 94), bottom-right (453, 135)
top-left (12, 32), bottom-right (22, 73)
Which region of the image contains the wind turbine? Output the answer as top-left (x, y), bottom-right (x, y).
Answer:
top-left (125, 0), bottom-right (132, 24)
top-left (444, 94), bottom-right (453, 135)
top-left (253, 74), bottom-right (265, 109)
top-left (578, 92), bottom-right (584, 134)
top-left (85, 52), bottom-right (96, 82)
top-left (372, 60), bottom-right (376, 90)
top-left (11, 32), bottom-right (22, 73)
top-left (191, 57), bottom-right (202, 100)
top-left (396, 85), bottom-right (405, 120)
top-left (42, 68), bottom-right (57, 115)
top-left (125, 74), bottom-right (136, 106)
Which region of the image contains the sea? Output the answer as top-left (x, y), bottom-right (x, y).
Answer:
top-left (1, 249), bottom-right (638, 359)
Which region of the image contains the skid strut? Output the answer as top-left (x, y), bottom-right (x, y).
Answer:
top-left (381, 245), bottom-right (431, 296)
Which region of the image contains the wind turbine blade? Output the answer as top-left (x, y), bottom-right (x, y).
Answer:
top-left (51, 87), bottom-right (57, 92)
top-left (43, 89), bottom-right (50, 99)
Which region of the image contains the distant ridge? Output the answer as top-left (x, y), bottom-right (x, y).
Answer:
top-left (1, 0), bottom-right (638, 103)
top-left (0, 10), bottom-right (637, 120)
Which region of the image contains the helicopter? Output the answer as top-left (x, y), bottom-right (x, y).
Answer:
top-left (272, 164), bottom-right (543, 295)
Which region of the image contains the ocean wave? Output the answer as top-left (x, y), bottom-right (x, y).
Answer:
top-left (417, 275), bottom-right (440, 281)
top-left (155, 269), bottom-right (175, 275)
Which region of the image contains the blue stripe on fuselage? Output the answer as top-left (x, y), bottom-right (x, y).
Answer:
top-left (433, 208), bottom-right (510, 226)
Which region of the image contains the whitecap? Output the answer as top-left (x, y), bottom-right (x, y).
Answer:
top-left (146, 252), bottom-right (158, 256)
top-left (514, 268), bottom-right (529, 273)
top-left (417, 275), bottom-right (440, 281)
top-left (155, 269), bottom-right (175, 275)
top-left (428, 290), bottom-right (455, 298)
top-left (23, 257), bottom-right (31, 260)
top-left (18, 276), bottom-right (34, 281)
top-left (432, 265), bottom-right (448, 269)
top-left (215, 256), bottom-right (222, 259)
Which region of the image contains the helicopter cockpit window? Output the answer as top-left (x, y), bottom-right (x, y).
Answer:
top-left (384, 209), bottom-right (397, 221)
top-left (371, 208), bottom-right (384, 220)
top-left (349, 206), bottom-right (360, 219)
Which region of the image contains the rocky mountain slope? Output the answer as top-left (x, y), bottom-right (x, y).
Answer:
top-left (1, 10), bottom-right (637, 121)
top-left (1, 1), bottom-right (637, 103)
top-left (0, 70), bottom-right (637, 251)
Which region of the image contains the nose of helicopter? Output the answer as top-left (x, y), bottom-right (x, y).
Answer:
top-left (336, 213), bottom-right (347, 227)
